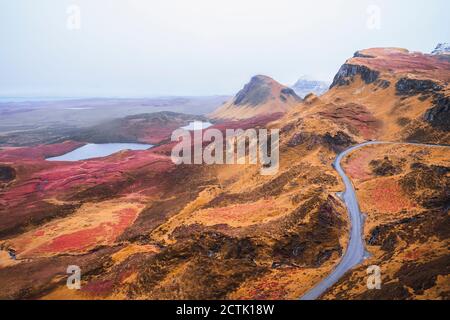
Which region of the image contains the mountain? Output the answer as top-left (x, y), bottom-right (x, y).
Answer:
top-left (323, 47), bottom-right (450, 143)
top-left (209, 75), bottom-right (301, 120)
top-left (291, 76), bottom-right (330, 98)
top-left (431, 42), bottom-right (450, 55)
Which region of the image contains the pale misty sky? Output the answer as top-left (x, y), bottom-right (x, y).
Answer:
top-left (1, 0), bottom-right (449, 97)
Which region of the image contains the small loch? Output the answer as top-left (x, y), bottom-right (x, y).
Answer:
top-left (46, 143), bottom-right (153, 161)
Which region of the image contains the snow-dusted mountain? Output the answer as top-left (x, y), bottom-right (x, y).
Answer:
top-left (291, 76), bottom-right (330, 98)
top-left (431, 43), bottom-right (450, 55)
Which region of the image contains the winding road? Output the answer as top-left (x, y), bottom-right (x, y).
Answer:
top-left (300, 141), bottom-right (449, 300)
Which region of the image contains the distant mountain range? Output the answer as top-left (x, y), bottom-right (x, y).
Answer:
top-left (431, 42), bottom-right (450, 55)
top-left (290, 76), bottom-right (330, 98)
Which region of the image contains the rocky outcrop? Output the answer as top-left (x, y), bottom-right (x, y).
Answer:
top-left (0, 166), bottom-right (15, 182)
top-left (394, 77), bottom-right (448, 131)
top-left (423, 95), bottom-right (450, 131)
top-left (395, 78), bottom-right (443, 96)
top-left (353, 51), bottom-right (375, 59)
top-left (287, 131), bottom-right (354, 153)
top-left (322, 131), bottom-right (355, 153)
top-left (369, 157), bottom-right (403, 176)
top-left (374, 79), bottom-right (390, 89)
top-left (330, 64), bottom-right (380, 88)
top-left (287, 132), bottom-right (322, 149)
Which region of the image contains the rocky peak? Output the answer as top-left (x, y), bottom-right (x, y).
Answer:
top-left (210, 75), bottom-right (301, 120)
top-left (233, 75), bottom-right (274, 106)
top-left (291, 76), bottom-right (329, 98)
top-left (233, 75), bottom-right (300, 106)
top-left (431, 43), bottom-right (450, 55)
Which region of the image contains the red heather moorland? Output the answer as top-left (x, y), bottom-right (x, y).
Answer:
top-left (0, 143), bottom-right (175, 236)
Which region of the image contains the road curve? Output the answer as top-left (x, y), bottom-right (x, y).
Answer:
top-left (300, 141), bottom-right (449, 300)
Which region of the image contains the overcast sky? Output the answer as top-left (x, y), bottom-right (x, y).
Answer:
top-left (1, 0), bottom-right (449, 97)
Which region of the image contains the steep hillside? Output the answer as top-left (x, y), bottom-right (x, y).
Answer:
top-left (210, 75), bottom-right (301, 120)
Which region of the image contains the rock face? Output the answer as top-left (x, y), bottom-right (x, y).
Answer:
top-left (330, 64), bottom-right (379, 88)
top-left (431, 43), bottom-right (450, 55)
top-left (353, 51), bottom-right (376, 59)
top-left (393, 77), bottom-right (448, 132)
top-left (0, 166), bottom-right (15, 182)
top-left (291, 76), bottom-right (329, 98)
top-left (396, 78), bottom-right (443, 96)
top-left (423, 95), bottom-right (450, 131)
top-left (210, 75), bottom-right (301, 120)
